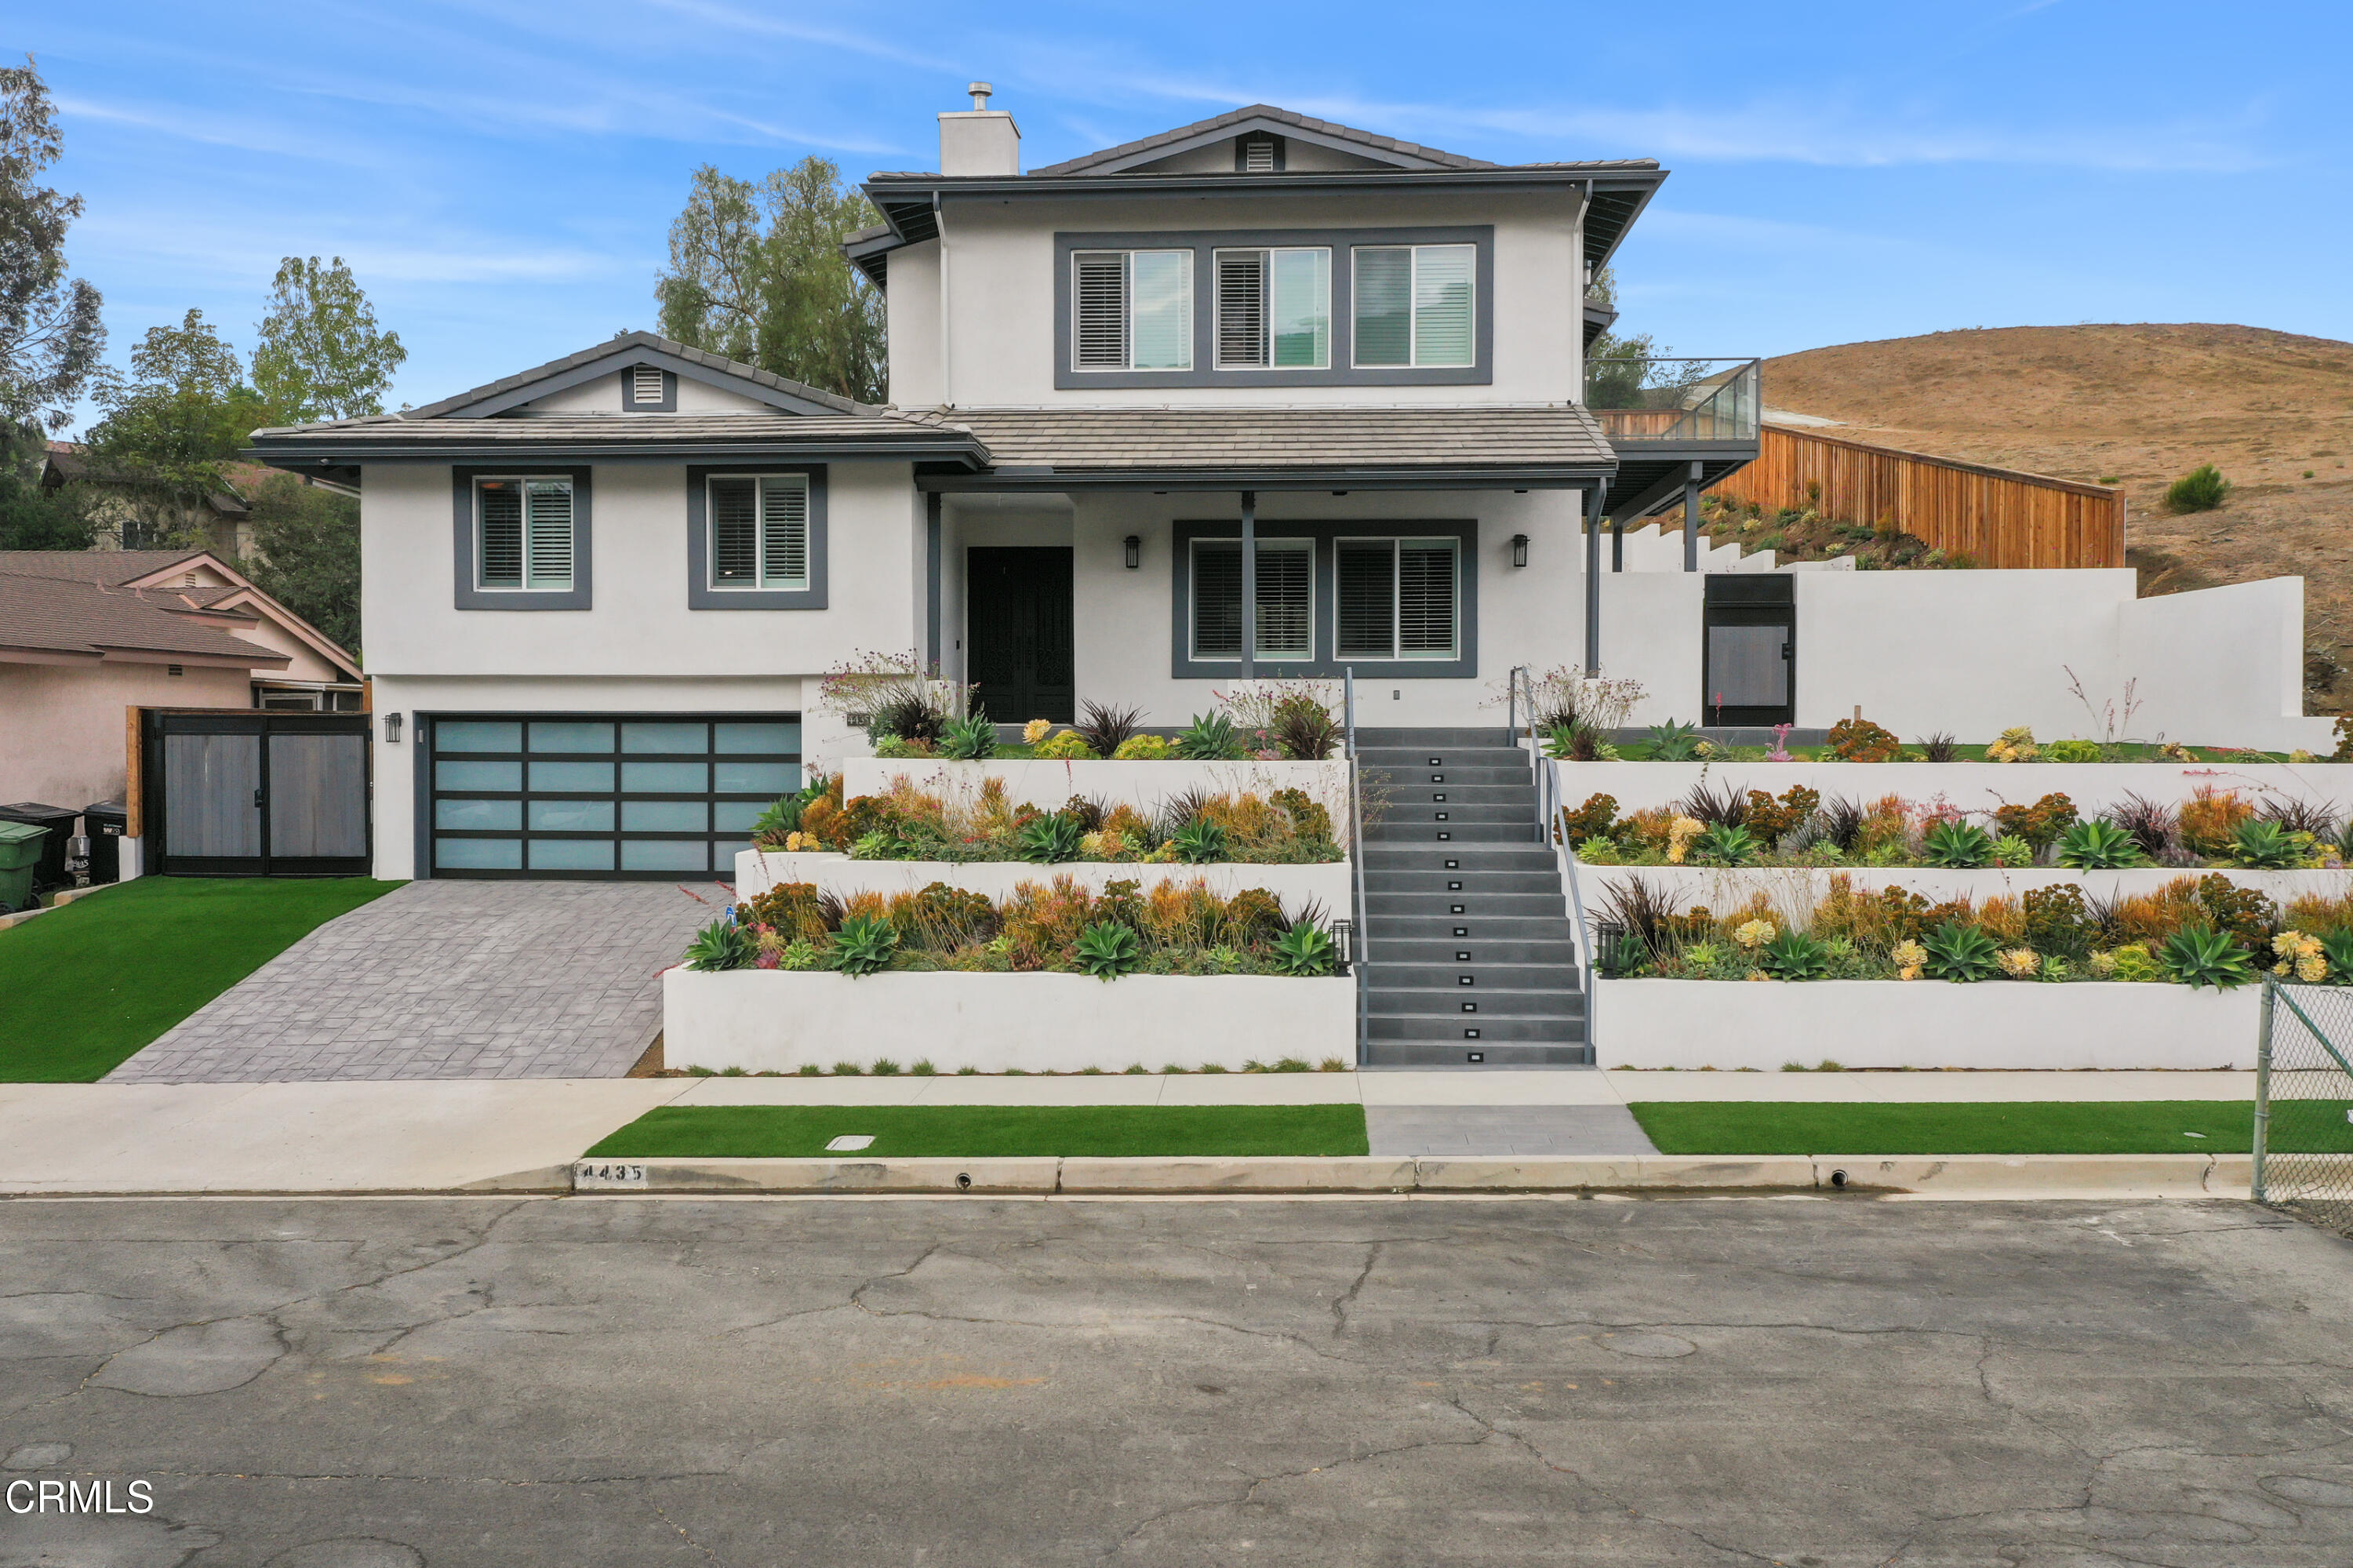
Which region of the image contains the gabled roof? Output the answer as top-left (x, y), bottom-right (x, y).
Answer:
top-left (0, 549), bottom-right (362, 680)
top-left (401, 332), bottom-right (875, 420)
top-left (0, 549), bottom-right (216, 588)
top-left (0, 572), bottom-right (295, 668)
top-left (1030, 104), bottom-right (1500, 176)
top-left (249, 412), bottom-right (986, 470)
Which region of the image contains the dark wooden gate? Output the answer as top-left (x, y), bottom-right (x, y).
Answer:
top-left (1701, 577), bottom-right (1796, 728)
top-left (966, 547), bottom-right (1075, 725)
top-left (144, 711), bottom-right (372, 876)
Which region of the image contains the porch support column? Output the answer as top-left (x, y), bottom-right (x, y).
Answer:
top-left (1239, 489), bottom-right (1257, 682)
top-left (925, 491), bottom-right (943, 675)
top-left (1584, 481), bottom-right (1606, 675)
top-left (1682, 460), bottom-right (1702, 573)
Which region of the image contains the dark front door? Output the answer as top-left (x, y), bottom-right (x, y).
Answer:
top-left (1701, 577), bottom-right (1796, 727)
top-left (148, 711), bottom-right (372, 876)
top-left (966, 547), bottom-right (1075, 725)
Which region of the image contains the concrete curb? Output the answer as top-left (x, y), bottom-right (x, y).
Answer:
top-left (570, 1152), bottom-right (2253, 1198)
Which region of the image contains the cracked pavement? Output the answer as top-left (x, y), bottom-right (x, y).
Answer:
top-left (2, 1196), bottom-right (2351, 1565)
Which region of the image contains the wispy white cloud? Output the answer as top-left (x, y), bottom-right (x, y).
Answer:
top-left (54, 94), bottom-right (381, 166)
top-left (638, 0), bottom-right (963, 75)
top-left (74, 212), bottom-right (626, 291)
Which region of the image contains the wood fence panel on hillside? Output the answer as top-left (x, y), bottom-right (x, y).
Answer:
top-left (1705, 425), bottom-right (2126, 569)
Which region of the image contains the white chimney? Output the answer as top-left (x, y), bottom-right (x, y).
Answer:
top-left (939, 82), bottom-right (1020, 176)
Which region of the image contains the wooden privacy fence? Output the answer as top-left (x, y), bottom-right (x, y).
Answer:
top-left (1706, 424), bottom-right (2126, 569)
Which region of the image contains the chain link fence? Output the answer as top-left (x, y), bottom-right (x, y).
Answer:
top-left (2255, 978), bottom-right (2353, 1236)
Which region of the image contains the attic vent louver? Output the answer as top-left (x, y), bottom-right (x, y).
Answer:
top-left (630, 366), bottom-right (664, 405)
top-left (1236, 133), bottom-right (1282, 173)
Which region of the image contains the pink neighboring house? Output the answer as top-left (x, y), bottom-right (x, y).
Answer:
top-left (0, 550), bottom-right (363, 811)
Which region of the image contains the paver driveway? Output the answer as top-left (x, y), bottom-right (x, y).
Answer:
top-left (106, 880), bottom-right (730, 1082)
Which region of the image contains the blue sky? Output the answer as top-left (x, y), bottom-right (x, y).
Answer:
top-left (26, 1), bottom-right (2351, 422)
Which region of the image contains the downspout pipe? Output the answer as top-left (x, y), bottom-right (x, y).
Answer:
top-left (1239, 490), bottom-right (1257, 682)
top-left (933, 191), bottom-right (951, 406)
top-left (1584, 481), bottom-right (1606, 675)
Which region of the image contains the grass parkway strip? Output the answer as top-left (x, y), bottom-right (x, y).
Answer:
top-left (585, 1104), bottom-right (1373, 1159)
top-left (1629, 1100), bottom-right (2353, 1155)
top-left (0, 877), bottom-right (401, 1082)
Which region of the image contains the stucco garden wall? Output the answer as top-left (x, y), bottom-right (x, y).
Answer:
top-left (842, 756), bottom-right (1351, 825)
top-left (665, 969), bottom-right (1357, 1075)
top-left (0, 662), bottom-right (247, 807)
top-left (1596, 978), bottom-right (2260, 1071)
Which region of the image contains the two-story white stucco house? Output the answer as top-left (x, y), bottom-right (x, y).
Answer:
top-left (248, 94), bottom-right (2329, 883)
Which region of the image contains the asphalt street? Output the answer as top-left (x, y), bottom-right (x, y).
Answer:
top-left (3, 1195), bottom-right (2351, 1566)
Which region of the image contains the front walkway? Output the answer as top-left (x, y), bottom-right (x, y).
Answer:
top-left (105, 880), bottom-right (730, 1083)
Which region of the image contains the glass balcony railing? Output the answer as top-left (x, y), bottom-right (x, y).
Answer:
top-left (1583, 357), bottom-right (1762, 443)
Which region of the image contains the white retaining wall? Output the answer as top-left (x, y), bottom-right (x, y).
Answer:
top-left (842, 759), bottom-right (1351, 838)
top-left (734, 849), bottom-right (1353, 913)
top-left (1548, 758), bottom-right (2353, 817)
top-left (666, 970), bottom-right (1357, 1075)
top-left (1580, 864), bottom-right (2353, 918)
top-left (1596, 978), bottom-right (2261, 1071)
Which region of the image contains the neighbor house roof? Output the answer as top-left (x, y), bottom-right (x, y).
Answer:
top-left (933, 406), bottom-right (1616, 489)
top-left (0, 550), bottom-right (362, 680)
top-left (42, 446), bottom-right (250, 518)
top-left (0, 572), bottom-right (294, 668)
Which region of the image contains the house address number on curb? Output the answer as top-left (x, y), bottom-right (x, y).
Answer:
top-left (573, 1162), bottom-right (648, 1188)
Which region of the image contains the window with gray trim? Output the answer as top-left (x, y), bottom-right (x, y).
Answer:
top-left (451, 467), bottom-right (592, 610)
top-left (1169, 520), bottom-right (1479, 679)
top-left (1055, 227), bottom-right (1491, 389)
top-left (684, 464), bottom-right (829, 610)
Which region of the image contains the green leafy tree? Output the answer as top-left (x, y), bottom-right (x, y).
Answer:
top-left (1581, 264), bottom-right (1691, 409)
top-left (0, 56), bottom-right (105, 433)
top-left (0, 426), bottom-right (93, 548)
top-left (655, 157), bottom-right (886, 405)
top-left (250, 256), bottom-right (406, 423)
top-left (82, 308), bottom-right (268, 543)
top-left (241, 471), bottom-right (360, 653)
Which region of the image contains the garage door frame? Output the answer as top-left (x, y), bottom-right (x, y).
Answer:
top-left (417, 710), bottom-right (801, 881)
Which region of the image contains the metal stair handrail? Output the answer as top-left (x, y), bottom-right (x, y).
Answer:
top-left (1510, 664), bottom-right (1597, 1053)
top-left (1344, 667), bottom-right (1369, 1068)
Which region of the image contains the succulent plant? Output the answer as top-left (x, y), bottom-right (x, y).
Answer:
top-left (1920, 919), bottom-right (2002, 982)
top-left (1921, 819), bottom-right (1994, 868)
top-left (2160, 922), bottom-right (2255, 989)
top-left (1271, 921), bottom-right (1337, 976)
top-left (1075, 920), bottom-right (1141, 980)
top-left (829, 914), bottom-right (900, 977)
top-left (2057, 818), bottom-right (2147, 869)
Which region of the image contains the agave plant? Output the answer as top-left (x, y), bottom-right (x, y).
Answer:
top-left (1921, 819), bottom-right (1994, 868)
top-left (1173, 817), bottom-right (1231, 864)
top-left (1271, 921), bottom-right (1337, 976)
top-left (2230, 817), bottom-right (2304, 869)
top-left (2322, 927), bottom-right (2353, 983)
top-left (2057, 818), bottom-right (2147, 870)
top-left (682, 917), bottom-right (756, 972)
top-left (939, 709), bottom-right (997, 760)
top-left (1758, 929), bottom-right (1831, 981)
top-left (1075, 919), bottom-right (1140, 980)
top-left (830, 913), bottom-right (900, 977)
top-left (1175, 711), bottom-right (1248, 761)
top-left (1691, 822), bottom-right (1760, 866)
top-left (2160, 922), bottom-right (2254, 989)
top-left (1920, 919), bottom-right (2002, 983)
top-left (1645, 719), bottom-right (1704, 762)
top-left (1017, 812), bottom-right (1085, 864)
top-left (1990, 834), bottom-right (2038, 868)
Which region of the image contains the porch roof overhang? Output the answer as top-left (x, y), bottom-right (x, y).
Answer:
top-left (916, 405), bottom-right (1620, 493)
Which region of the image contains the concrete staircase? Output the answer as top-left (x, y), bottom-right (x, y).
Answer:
top-left (1353, 728), bottom-right (1591, 1068)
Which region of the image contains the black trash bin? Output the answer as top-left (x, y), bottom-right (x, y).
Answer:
top-left (83, 800), bottom-right (128, 885)
top-left (0, 802), bottom-right (79, 893)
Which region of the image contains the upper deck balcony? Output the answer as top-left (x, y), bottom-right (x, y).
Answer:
top-left (1581, 356), bottom-right (1762, 516)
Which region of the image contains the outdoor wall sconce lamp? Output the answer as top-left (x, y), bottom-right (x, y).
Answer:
top-left (383, 712), bottom-right (402, 744)
top-left (1332, 918), bottom-right (1354, 974)
top-left (1511, 534), bottom-right (1529, 568)
top-left (1123, 535), bottom-right (1142, 569)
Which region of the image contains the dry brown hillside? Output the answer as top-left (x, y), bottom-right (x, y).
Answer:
top-left (1762, 323), bottom-right (2353, 708)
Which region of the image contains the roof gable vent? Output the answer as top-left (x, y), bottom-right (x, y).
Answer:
top-left (1236, 133), bottom-right (1283, 173)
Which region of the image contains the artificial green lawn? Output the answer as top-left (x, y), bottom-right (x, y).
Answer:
top-left (586, 1103), bottom-right (1371, 1159)
top-left (1631, 1100), bottom-right (2353, 1155)
top-left (0, 877), bottom-right (401, 1082)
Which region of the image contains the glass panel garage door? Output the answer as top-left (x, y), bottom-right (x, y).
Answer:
top-left (427, 713), bottom-right (800, 879)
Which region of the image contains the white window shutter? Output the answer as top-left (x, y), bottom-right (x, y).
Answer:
top-left (708, 478), bottom-right (758, 586)
top-left (1217, 251), bottom-right (1266, 368)
top-left (760, 478), bottom-right (809, 588)
top-left (1397, 540), bottom-right (1457, 656)
top-left (478, 481), bottom-right (524, 588)
top-left (523, 481), bottom-right (575, 590)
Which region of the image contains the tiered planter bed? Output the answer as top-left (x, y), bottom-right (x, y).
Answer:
top-left (665, 970), bottom-right (1356, 1075)
top-left (1548, 758), bottom-right (2348, 816)
top-left (843, 758), bottom-right (1351, 824)
top-left (734, 849), bottom-right (1351, 911)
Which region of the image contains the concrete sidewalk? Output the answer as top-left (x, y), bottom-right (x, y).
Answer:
top-left (0, 1071), bottom-right (2264, 1195)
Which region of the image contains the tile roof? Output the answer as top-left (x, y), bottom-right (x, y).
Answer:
top-left (399, 331), bottom-right (878, 420)
top-left (0, 573), bottom-right (290, 664)
top-left (946, 406), bottom-right (1616, 476)
top-left (1029, 104), bottom-right (1496, 176)
top-left (249, 411), bottom-right (982, 458)
top-left (0, 550), bottom-right (213, 587)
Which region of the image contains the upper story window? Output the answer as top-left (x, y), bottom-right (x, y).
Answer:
top-left (706, 475), bottom-right (810, 591)
top-left (476, 477), bottom-right (576, 591)
top-left (1072, 249), bottom-right (1192, 371)
top-left (1352, 244), bottom-right (1475, 369)
top-left (1215, 248), bottom-right (1331, 369)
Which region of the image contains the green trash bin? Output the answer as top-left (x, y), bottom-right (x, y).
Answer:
top-left (0, 820), bottom-right (45, 914)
